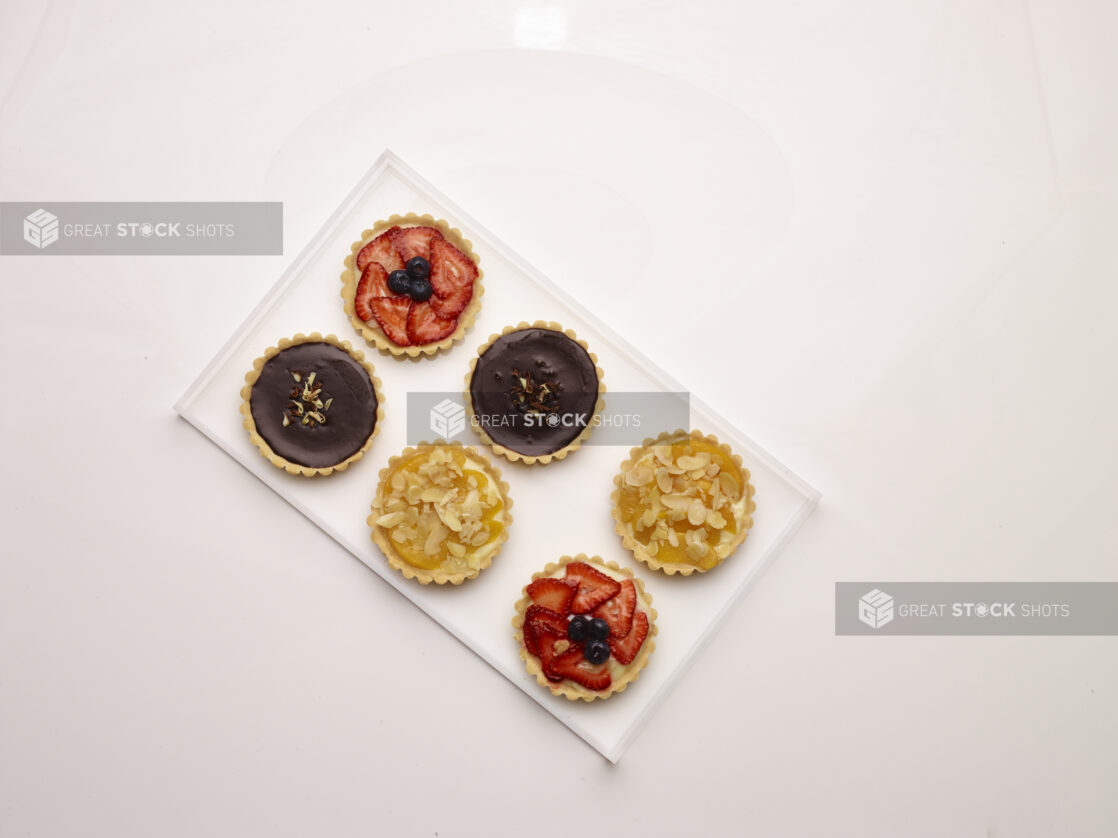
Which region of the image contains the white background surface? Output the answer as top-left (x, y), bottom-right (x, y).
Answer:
top-left (1, 1), bottom-right (1115, 836)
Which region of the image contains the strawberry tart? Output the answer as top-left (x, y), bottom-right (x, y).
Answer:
top-left (341, 213), bottom-right (482, 356)
top-left (513, 555), bottom-right (657, 701)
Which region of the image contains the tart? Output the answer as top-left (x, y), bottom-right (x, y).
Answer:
top-left (465, 321), bottom-right (605, 465)
top-left (341, 213), bottom-right (483, 357)
top-left (241, 333), bottom-right (384, 477)
top-left (369, 443), bottom-right (512, 585)
top-left (612, 429), bottom-right (755, 575)
top-left (513, 556), bottom-right (657, 701)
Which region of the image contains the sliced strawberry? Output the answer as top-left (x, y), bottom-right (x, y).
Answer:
top-left (429, 281), bottom-right (473, 319)
top-left (429, 238), bottom-right (478, 297)
top-left (368, 296), bottom-right (412, 346)
top-left (389, 225), bottom-right (443, 263)
top-left (527, 578), bottom-right (577, 615)
top-left (523, 619), bottom-right (559, 657)
top-left (356, 228), bottom-right (405, 274)
top-left (406, 300), bottom-right (457, 345)
top-left (536, 632), bottom-right (566, 681)
top-left (565, 562), bottom-right (622, 614)
top-left (524, 604), bottom-right (568, 638)
top-left (354, 263), bottom-right (391, 322)
top-left (547, 647), bottom-right (612, 691)
top-left (609, 610), bottom-right (649, 665)
top-left (592, 579), bottom-right (636, 639)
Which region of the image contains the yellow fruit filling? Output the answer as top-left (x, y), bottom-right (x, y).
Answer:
top-left (374, 446), bottom-right (506, 572)
top-left (616, 434), bottom-right (746, 570)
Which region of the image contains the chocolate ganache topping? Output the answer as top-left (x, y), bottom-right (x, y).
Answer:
top-left (469, 327), bottom-right (600, 456)
top-left (249, 341), bottom-right (378, 468)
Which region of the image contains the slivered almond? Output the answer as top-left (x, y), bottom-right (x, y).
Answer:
top-left (686, 541), bottom-right (708, 560)
top-left (625, 464), bottom-right (654, 487)
top-left (446, 541), bottom-right (466, 558)
top-left (706, 510), bottom-right (727, 529)
top-left (376, 512), bottom-right (405, 528)
top-left (425, 522), bottom-right (448, 555)
top-left (437, 505), bottom-right (463, 532)
top-left (656, 467), bottom-right (674, 494)
top-left (676, 454), bottom-right (706, 470)
top-left (687, 498), bottom-right (707, 526)
top-left (661, 493), bottom-right (691, 511)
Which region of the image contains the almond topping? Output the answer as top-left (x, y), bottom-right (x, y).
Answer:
top-left (676, 454), bottom-right (706, 471)
top-left (661, 493), bottom-right (691, 511)
top-left (376, 512), bottom-right (405, 528)
top-left (687, 498), bottom-right (707, 526)
top-left (656, 467), bottom-right (674, 494)
top-left (625, 464), bottom-right (654, 487)
top-left (437, 505), bottom-right (463, 532)
top-left (706, 510), bottom-right (727, 529)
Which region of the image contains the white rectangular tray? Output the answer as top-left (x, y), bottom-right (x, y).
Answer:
top-left (175, 151), bottom-right (819, 762)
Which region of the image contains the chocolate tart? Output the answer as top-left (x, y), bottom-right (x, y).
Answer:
top-left (369, 443), bottom-right (512, 585)
top-left (340, 212), bottom-right (483, 357)
top-left (464, 321), bottom-right (605, 465)
top-left (240, 333), bottom-right (384, 477)
top-left (513, 555), bottom-right (657, 702)
top-left (611, 429), bottom-right (756, 575)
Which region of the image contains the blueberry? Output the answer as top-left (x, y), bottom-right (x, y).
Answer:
top-left (588, 618), bottom-right (610, 641)
top-left (387, 270), bottom-right (411, 295)
top-left (568, 615), bottom-right (589, 643)
top-left (406, 256), bottom-right (430, 279)
top-left (584, 640), bottom-right (610, 665)
top-left (409, 277), bottom-right (433, 302)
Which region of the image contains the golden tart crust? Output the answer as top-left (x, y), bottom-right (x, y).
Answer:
top-left (513, 555), bottom-right (657, 701)
top-left (611, 429), bottom-right (756, 575)
top-left (464, 321), bottom-right (606, 466)
top-left (369, 443), bottom-right (512, 585)
top-left (340, 212), bottom-right (483, 357)
top-left (240, 332), bottom-right (384, 477)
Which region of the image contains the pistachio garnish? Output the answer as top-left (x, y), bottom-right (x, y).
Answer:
top-left (284, 369), bottom-right (332, 429)
top-left (508, 367), bottom-right (562, 414)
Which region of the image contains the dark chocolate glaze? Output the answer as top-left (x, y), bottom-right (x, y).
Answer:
top-left (249, 341), bottom-right (378, 468)
top-left (469, 328), bottom-right (599, 456)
